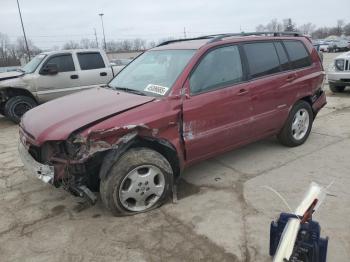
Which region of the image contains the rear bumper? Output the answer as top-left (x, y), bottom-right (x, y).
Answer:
top-left (18, 141), bottom-right (54, 184)
top-left (312, 91), bottom-right (327, 114)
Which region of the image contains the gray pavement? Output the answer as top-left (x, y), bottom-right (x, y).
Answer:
top-left (0, 52), bottom-right (349, 261)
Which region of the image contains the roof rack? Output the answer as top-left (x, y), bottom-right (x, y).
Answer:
top-left (156, 35), bottom-right (218, 47)
top-left (156, 31), bottom-right (303, 47)
top-left (208, 31), bottom-right (302, 43)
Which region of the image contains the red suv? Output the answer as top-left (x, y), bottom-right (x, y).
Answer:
top-left (18, 32), bottom-right (326, 215)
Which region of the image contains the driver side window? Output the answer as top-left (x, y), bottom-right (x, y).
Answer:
top-left (44, 54), bottom-right (75, 73)
top-left (190, 45), bottom-right (243, 95)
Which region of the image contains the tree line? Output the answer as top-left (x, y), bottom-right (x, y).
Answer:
top-left (255, 19), bottom-right (350, 39)
top-left (62, 38), bottom-right (156, 52)
top-left (0, 33), bottom-right (41, 67)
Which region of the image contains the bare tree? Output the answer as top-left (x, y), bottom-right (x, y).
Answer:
top-left (132, 38), bottom-right (146, 51)
top-left (336, 19), bottom-right (344, 35)
top-left (312, 27), bottom-right (330, 39)
top-left (80, 38), bottom-right (97, 49)
top-left (344, 23), bottom-right (350, 36)
top-left (106, 40), bottom-right (122, 52)
top-left (266, 19), bottom-right (283, 32)
top-left (255, 24), bottom-right (266, 32)
top-left (148, 41), bottom-right (156, 49)
top-left (120, 40), bottom-right (133, 51)
top-left (63, 41), bottom-right (80, 49)
top-left (0, 33), bottom-right (41, 66)
top-left (298, 23), bottom-right (316, 35)
top-left (16, 37), bottom-right (41, 60)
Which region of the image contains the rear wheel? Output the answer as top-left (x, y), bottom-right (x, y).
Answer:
top-left (4, 96), bottom-right (37, 123)
top-left (329, 84), bottom-right (345, 93)
top-left (278, 101), bottom-right (313, 147)
top-left (100, 148), bottom-right (173, 216)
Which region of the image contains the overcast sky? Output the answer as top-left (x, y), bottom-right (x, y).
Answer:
top-left (0, 0), bottom-right (349, 49)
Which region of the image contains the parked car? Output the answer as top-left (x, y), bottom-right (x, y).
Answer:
top-left (312, 43), bottom-right (324, 61)
top-left (18, 32), bottom-right (326, 216)
top-left (328, 51), bottom-right (350, 92)
top-left (319, 43), bottom-right (330, 52)
top-left (327, 39), bottom-right (349, 52)
top-left (0, 49), bottom-right (120, 123)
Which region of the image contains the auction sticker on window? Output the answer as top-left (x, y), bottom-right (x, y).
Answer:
top-left (144, 84), bottom-right (169, 95)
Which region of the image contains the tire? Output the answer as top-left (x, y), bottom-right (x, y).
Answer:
top-left (278, 100), bottom-right (313, 147)
top-left (4, 96), bottom-right (37, 124)
top-left (329, 84), bottom-right (345, 93)
top-left (100, 147), bottom-right (173, 216)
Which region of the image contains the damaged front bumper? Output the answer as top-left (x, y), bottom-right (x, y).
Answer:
top-left (18, 141), bottom-right (54, 184)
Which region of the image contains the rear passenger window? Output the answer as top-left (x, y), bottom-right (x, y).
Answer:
top-left (243, 42), bottom-right (280, 78)
top-left (77, 52), bottom-right (105, 70)
top-left (190, 45), bottom-right (243, 95)
top-left (283, 41), bottom-right (311, 69)
top-left (274, 42), bottom-right (290, 71)
top-left (45, 54), bottom-right (75, 72)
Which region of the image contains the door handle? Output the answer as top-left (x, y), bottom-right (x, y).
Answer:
top-left (100, 72), bottom-right (107, 76)
top-left (237, 88), bottom-right (248, 96)
top-left (286, 74), bottom-right (297, 82)
top-left (70, 74), bottom-right (79, 79)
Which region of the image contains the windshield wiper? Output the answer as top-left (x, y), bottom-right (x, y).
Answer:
top-left (109, 85), bottom-right (147, 96)
top-left (16, 68), bottom-right (25, 73)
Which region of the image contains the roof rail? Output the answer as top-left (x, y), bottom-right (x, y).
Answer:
top-left (156, 31), bottom-right (303, 47)
top-left (157, 35), bottom-right (219, 47)
top-left (209, 31), bottom-right (303, 43)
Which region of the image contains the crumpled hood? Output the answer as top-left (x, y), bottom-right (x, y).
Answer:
top-left (0, 71), bottom-right (23, 80)
top-left (21, 87), bottom-right (155, 145)
top-left (0, 71), bottom-right (25, 87)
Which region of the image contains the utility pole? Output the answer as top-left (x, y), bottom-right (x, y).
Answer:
top-left (99, 13), bottom-right (107, 50)
top-left (183, 27), bottom-right (187, 39)
top-left (16, 0), bottom-right (31, 60)
top-left (94, 28), bottom-right (99, 48)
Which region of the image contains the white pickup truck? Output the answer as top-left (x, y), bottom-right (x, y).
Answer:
top-left (0, 49), bottom-right (124, 123)
top-left (328, 51), bottom-right (350, 92)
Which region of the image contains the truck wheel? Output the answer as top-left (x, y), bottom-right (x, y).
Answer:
top-left (4, 96), bottom-right (37, 124)
top-left (100, 148), bottom-right (173, 216)
top-left (277, 100), bottom-right (313, 147)
top-left (329, 84), bottom-right (345, 93)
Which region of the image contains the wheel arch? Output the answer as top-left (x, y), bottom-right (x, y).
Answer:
top-left (1, 87), bottom-right (38, 104)
top-left (300, 95), bottom-right (315, 118)
top-left (99, 135), bottom-right (181, 181)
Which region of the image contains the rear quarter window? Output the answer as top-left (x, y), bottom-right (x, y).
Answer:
top-left (283, 40), bottom-right (312, 69)
top-left (243, 42), bottom-right (281, 78)
top-left (274, 42), bottom-right (290, 71)
top-left (77, 52), bottom-right (105, 70)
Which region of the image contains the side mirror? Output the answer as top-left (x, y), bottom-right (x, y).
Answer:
top-left (41, 63), bottom-right (58, 75)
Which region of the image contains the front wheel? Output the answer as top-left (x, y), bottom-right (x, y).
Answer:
top-left (278, 101), bottom-right (313, 147)
top-left (100, 148), bottom-right (173, 216)
top-left (4, 96), bottom-right (37, 124)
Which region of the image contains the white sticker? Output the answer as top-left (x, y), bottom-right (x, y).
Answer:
top-left (144, 84), bottom-right (169, 95)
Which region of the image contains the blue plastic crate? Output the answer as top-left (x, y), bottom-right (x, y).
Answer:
top-left (270, 213), bottom-right (328, 262)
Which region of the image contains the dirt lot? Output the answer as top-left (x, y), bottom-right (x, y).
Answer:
top-left (1, 52), bottom-right (349, 262)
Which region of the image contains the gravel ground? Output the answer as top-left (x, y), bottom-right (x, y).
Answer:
top-left (0, 52), bottom-right (349, 261)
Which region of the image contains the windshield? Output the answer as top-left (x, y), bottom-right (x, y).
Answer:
top-left (109, 50), bottom-right (196, 96)
top-left (21, 54), bottom-right (47, 74)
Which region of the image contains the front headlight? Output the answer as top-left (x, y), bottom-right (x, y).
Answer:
top-left (335, 59), bottom-right (344, 71)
